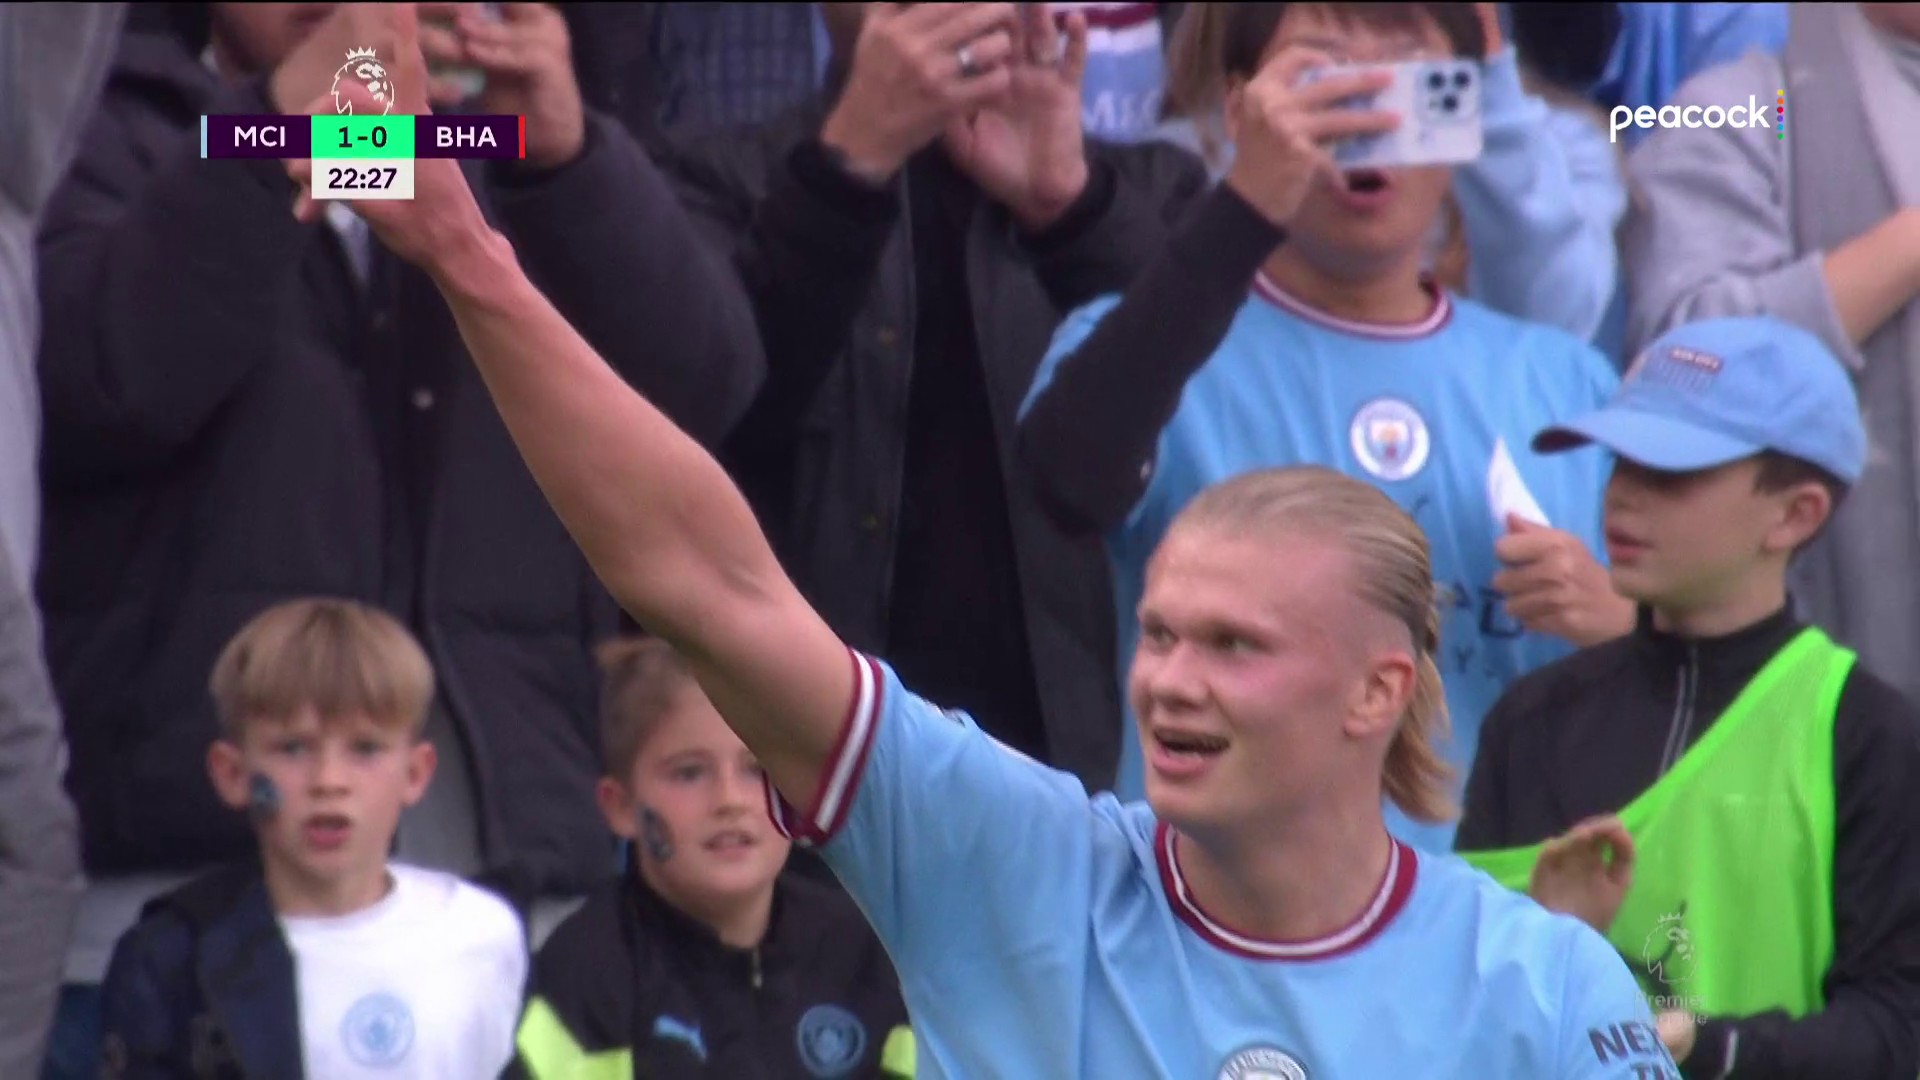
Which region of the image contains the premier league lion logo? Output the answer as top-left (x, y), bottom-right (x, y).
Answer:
top-left (331, 47), bottom-right (396, 115)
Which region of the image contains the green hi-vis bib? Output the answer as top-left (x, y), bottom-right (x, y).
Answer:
top-left (1460, 628), bottom-right (1853, 1019)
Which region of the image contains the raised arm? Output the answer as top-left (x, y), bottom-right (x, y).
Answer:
top-left (309, 10), bottom-right (849, 809)
top-left (1017, 48), bottom-right (1393, 533)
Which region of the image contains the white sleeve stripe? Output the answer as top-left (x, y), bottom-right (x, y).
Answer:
top-left (810, 651), bottom-right (880, 835)
top-left (761, 650), bottom-right (883, 845)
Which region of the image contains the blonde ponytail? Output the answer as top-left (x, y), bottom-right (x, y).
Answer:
top-left (1382, 604), bottom-right (1457, 824)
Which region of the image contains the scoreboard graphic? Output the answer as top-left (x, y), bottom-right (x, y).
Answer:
top-left (199, 47), bottom-right (522, 201)
top-left (200, 114), bottom-right (524, 200)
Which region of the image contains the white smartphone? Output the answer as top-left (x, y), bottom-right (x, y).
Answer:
top-left (1298, 58), bottom-right (1484, 169)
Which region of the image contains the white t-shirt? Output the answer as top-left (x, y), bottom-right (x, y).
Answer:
top-left (280, 863), bottom-right (527, 1078)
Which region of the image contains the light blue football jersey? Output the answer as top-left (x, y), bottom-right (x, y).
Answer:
top-left (766, 652), bottom-right (1679, 1080)
top-left (1023, 278), bottom-right (1620, 851)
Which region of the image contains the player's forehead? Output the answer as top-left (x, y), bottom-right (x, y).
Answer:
top-left (1265, 5), bottom-right (1450, 65)
top-left (1141, 527), bottom-right (1352, 631)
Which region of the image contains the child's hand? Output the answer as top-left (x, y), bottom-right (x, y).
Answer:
top-left (1529, 814), bottom-right (1635, 933)
top-left (1493, 515), bottom-right (1635, 647)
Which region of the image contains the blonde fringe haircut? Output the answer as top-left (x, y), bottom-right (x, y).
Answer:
top-left (1171, 467), bottom-right (1457, 823)
top-left (209, 598), bottom-right (436, 741)
top-left (595, 636), bottom-right (703, 783)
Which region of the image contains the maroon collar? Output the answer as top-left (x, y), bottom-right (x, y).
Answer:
top-left (1155, 822), bottom-right (1418, 962)
top-left (1251, 272), bottom-right (1453, 341)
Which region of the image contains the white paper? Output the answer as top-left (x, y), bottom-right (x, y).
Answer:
top-left (1489, 437), bottom-right (1552, 530)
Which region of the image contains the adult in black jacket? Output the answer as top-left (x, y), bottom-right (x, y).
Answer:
top-left (660, 3), bottom-right (1209, 790)
top-left (35, 0), bottom-right (761, 965)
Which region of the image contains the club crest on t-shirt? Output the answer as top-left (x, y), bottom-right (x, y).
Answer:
top-left (1349, 397), bottom-right (1432, 482)
top-left (1218, 1044), bottom-right (1310, 1080)
top-left (341, 992), bottom-right (414, 1067)
top-left (796, 1003), bottom-right (867, 1078)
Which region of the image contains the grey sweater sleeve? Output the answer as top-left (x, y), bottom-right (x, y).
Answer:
top-left (1620, 53), bottom-right (1860, 367)
top-left (0, 1), bottom-right (127, 589)
top-left (0, 6), bottom-right (124, 1076)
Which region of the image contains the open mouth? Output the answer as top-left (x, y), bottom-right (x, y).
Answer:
top-left (704, 829), bottom-right (757, 853)
top-left (303, 813), bottom-right (351, 847)
top-left (1153, 730), bottom-right (1230, 758)
top-left (1344, 169), bottom-right (1389, 194)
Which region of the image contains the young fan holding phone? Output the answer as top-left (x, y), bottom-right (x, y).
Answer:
top-left (1017, 1), bottom-right (1630, 850)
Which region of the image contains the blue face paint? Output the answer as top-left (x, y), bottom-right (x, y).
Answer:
top-left (248, 773), bottom-right (281, 822)
top-left (639, 806), bottom-right (674, 864)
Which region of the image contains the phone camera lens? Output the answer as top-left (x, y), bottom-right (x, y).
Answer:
top-left (1441, 94), bottom-right (1458, 112)
top-left (1453, 70), bottom-right (1471, 88)
top-left (1427, 72), bottom-right (1446, 90)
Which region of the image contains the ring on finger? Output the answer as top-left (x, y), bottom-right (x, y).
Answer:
top-left (957, 43), bottom-right (980, 78)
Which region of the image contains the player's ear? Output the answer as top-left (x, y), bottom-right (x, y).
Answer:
top-left (1345, 645), bottom-right (1415, 741)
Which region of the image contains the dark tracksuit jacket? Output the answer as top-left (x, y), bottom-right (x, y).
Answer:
top-left (1457, 605), bottom-right (1920, 1078)
top-left (516, 868), bottom-right (910, 1079)
top-left (98, 864), bottom-right (312, 1080)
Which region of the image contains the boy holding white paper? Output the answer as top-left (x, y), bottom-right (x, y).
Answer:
top-left (1457, 316), bottom-right (1920, 1077)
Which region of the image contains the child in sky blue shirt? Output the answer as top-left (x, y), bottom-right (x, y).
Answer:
top-left (1020, 2), bottom-right (1630, 850)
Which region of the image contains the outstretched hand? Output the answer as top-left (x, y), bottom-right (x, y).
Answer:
top-left (284, 3), bottom-right (493, 276)
top-left (1529, 815), bottom-right (1635, 934)
top-left (941, 3), bottom-right (1092, 230)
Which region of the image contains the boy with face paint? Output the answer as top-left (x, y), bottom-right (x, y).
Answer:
top-left (97, 599), bottom-right (527, 1078)
top-left (515, 637), bottom-right (915, 1079)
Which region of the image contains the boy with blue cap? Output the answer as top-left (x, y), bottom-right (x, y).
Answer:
top-left (1455, 316), bottom-right (1920, 1077)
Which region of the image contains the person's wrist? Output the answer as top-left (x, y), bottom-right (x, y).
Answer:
top-left (1221, 164), bottom-right (1296, 229)
top-left (424, 216), bottom-right (513, 296)
top-left (1586, 592), bottom-right (1638, 647)
top-left (820, 107), bottom-right (905, 186)
top-left (1014, 154), bottom-right (1090, 232)
top-left (524, 126), bottom-right (585, 171)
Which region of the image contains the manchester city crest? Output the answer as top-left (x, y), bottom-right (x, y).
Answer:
top-left (341, 992), bottom-right (414, 1067)
top-left (1218, 1044), bottom-right (1310, 1080)
top-left (796, 1003), bottom-right (867, 1078)
top-left (1349, 397), bottom-right (1432, 482)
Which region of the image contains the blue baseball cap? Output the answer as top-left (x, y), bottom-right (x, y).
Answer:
top-left (1533, 317), bottom-right (1865, 484)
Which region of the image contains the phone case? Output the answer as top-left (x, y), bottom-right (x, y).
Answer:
top-left (1299, 58), bottom-right (1484, 169)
